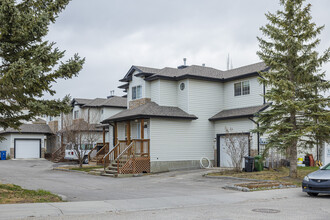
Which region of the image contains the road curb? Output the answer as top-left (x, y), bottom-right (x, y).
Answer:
top-left (52, 167), bottom-right (86, 174)
top-left (203, 174), bottom-right (273, 182)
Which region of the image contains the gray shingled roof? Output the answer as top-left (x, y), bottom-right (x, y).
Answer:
top-left (0, 124), bottom-right (53, 135)
top-left (120, 62), bottom-right (268, 83)
top-left (73, 96), bottom-right (127, 108)
top-left (102, 102), bottom-right (197, 123)
top-left (146, 65), bottom-right (224, 81)
top-left (72, 98), bottom-right (93, 106)
top-left (222, 62), bottom-right (268, 80)
top-left (209, 104), bottom-right (270, 121)
top-left (134, 66), bottom-right (161, 74)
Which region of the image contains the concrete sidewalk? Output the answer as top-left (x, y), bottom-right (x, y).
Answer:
top-left (0, 188), bottom-right (312, 220)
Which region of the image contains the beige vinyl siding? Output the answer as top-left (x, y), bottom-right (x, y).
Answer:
top-left (223, 77), bottom-right (263, 109)
top-left (150, 80), bottom-right (160, 104)
top-left (177, 79), bottom-right (189, 112)
top-left (159, 80), bottom-right (177, 106)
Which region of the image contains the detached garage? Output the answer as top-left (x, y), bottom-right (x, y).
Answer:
top-left (0, 124), bottom-right (53, 159)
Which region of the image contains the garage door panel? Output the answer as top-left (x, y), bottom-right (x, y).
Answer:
top-left (219, 135), bottom-right (249, 168)
top-left (15, 139), bottom-right (40, 159)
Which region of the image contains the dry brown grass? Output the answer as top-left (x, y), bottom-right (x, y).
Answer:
top-left (208, 166), bottom-right (319, 186)
top-left (0, 183), bottom-right (62, 204)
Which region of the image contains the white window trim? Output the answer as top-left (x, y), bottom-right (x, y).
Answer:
top-left (132, 85), bottom-right (142, 100)
top-left (234, 80), bottom-right (250, 96)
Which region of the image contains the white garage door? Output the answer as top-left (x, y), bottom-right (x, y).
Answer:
top-left (219, 135), bottom-right (249, 168)
top-left (15, 139), bottom-right (41, 159)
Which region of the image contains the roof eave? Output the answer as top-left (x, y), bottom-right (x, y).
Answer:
top-left (145, 75), bottom-right (223, 82)
top-left (209, 114), bottom-right (254, 121)
top-left (102, 114), bottom-right (198, 123)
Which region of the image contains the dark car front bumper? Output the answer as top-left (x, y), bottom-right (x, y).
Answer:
top-left (302, 179), bottom-right (330, 194)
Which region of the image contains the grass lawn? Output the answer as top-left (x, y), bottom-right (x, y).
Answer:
top-left (208, 166), bottom-right (319, 186)
top-left (0, 183), bottom-right (62, 204)
top-left (70, 166), bottom-right (103, 172)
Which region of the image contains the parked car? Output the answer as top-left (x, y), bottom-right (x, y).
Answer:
top-left (302, 163), bottom-right (330, 196)
top-left (64, 143), bottom-right (94, 164)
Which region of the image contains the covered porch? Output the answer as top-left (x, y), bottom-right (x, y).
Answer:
top-left (100, 101), bottom-right (198, 175)
top-left (104, 119), bottom-right (151, 175)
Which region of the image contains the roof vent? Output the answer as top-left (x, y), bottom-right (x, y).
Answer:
top-left (202, 64), bottom-right (205, 67)
top-left (177, 58), bottom-right (188, 69)
top-left (107, 90), bottom-right (115, 99)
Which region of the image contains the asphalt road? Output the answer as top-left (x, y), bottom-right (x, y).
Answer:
top-left (0, 159), bottom-right (248, 201)
top-left (0, 159), bottom-right (329, 220)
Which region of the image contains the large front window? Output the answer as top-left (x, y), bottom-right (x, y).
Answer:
top-left (132, 85), bottom-right (142, 100)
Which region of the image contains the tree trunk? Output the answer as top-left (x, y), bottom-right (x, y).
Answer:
top-left (289, 140), bottom-right (298, 178)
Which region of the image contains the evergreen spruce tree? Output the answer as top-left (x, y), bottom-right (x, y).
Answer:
top-left (256, 0), bottom-right (330, 178)
top-left (0, 0), bottom-right (84, 130)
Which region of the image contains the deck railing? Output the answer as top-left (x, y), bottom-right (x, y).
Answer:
top-left (103, 142), bottom-right (120, 168)
top-left (115, 139), bottom-right (150, 174)
top-left (88, 142), bottom-right (109, 164)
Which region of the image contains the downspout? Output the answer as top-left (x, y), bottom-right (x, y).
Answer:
top-left (263, 83), bottom-right (266, 104)
top-left (249, 117), bottom-right (260, 155)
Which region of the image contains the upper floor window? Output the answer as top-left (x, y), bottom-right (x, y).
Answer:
top-left (74, 110), bottom-right (79, 119)
top-left (234, 81), bottom-right (250, 96)
top-left (132, 85), bottom-right (142, 100)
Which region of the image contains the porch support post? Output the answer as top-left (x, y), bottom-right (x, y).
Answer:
top-left (140, 119), bottom-right (144, 139)
top-left (102, 126), bottom-right (106, 147)
top-left (114, 122), bottom-right (118, 145)
top-left (127, 121), bottom-right (131, 144)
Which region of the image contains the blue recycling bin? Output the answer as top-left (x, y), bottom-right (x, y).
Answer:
top-left (0, 151), bottom-right (6, 160)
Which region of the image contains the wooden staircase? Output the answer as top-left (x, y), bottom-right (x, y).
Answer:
top-left (103, 139), bottom-right (150, 177)
top-left (51, 146), bottom-right (65, 163)
top-left (88, 142), bottom-right (109, 165)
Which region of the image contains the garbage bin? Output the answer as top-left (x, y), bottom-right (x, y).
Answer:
top-left (244, 156), bottom-right (254, 172)
top-left (254, 155), bottom-right (264, 171)
top-left (0, 151), bottom-right (6, 160)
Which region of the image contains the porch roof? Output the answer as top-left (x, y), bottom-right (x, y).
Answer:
top-left (209, 104), bottom-right (270, 121)
top-left (102, 102), bottom-right (198, 123)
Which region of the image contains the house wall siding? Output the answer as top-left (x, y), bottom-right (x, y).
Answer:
top-left (150, 79), bottom-right (160, 104)
top-left (0, 134), bottom-right (11, 157)
top-left (214, 118), bottom-right (258, 153)
top-left (159, 80), bottom-right (178, 106)
top-left (127, 71), bottom-right (146, 105)
top-left (223, 76), bottom-right (263, 109)
top-left (150, 118), bottom-right (214, 161)
top-left (149, 80), bottom-right (224, 163)
top-left (177, 79), bottom-right (189, 112)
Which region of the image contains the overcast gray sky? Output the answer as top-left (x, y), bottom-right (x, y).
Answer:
top-left (44, 0), bottom-right (330, 100)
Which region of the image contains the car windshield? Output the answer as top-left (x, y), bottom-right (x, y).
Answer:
top-left (321, 163), bottom-right (330, 170)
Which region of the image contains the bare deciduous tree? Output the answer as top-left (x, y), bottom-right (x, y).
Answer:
top-left (225, 128), bottom-right (249, 172)
top-left (62, 113), bottom-right (101, 168)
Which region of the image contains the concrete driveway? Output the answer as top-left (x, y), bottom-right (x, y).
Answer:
top-left (0, 159), bottom-right (246, 201)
